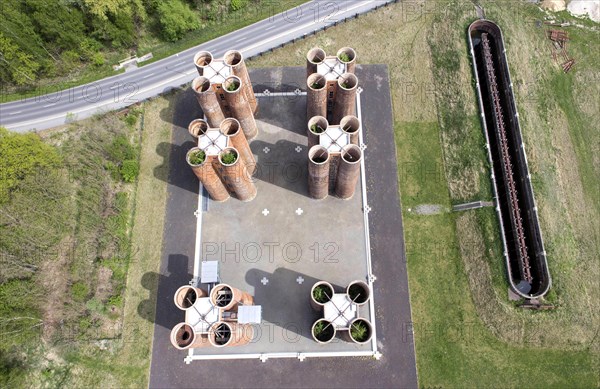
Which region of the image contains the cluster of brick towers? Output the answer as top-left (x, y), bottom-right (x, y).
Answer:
top-left (185, 46), bottom-right (363, 203)
top-left (306, 47), bottom-right (363, 200)
top-left (170, 284), bottom-right (255, 349)
top-left (187, 50), bottom-right (258, 202)
top-left (178, 47), bottom-right (365, 351)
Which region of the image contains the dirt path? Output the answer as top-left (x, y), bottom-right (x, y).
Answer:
top-left (40, 238), bottom-right (73, 341)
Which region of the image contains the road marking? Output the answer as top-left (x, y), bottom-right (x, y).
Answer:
top-left (109, 84), bottom-right (119, 90)
top-left (265, 25), bottom-right (277, 31)
top-left (43, 103), bottom-right (56, 108)
top-left (8, 111), bottom-right (22, 115)
top-left (142, 73), bottom-right (155, 79)
top-left (235, 36), bottom-right (247, 43)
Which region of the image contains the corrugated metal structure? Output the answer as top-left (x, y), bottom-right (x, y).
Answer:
top-left (468, 20), bottom-right (551, 299)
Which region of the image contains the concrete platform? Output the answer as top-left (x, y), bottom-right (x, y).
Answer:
top-left (149, 65), bottom-right (418, 388)
top-left (191, 91), bottom-right (374, 357)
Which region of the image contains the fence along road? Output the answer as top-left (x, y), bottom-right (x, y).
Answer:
top-left (0, 0), bottom-right (395, 133)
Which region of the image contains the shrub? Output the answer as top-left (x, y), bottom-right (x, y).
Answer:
top-left (71, 282), bottom-right (89, 302)
top-left (0, 127), bottom-right (62, 204)
top-left (120, 160), bottom-right (139, 183)
top-left (92, 52), bottom-right (104, 67)
top-left (313, 320), bottom-right (325, 335)
top-left (339, 52), bottom-right (351, 62)
top-left (221, 152), bottom-right (237, 165)
top-left (107, 135), bottom-right (135, 162)
top-left (226, 81), bottom-right (239, 91)
top-left (124, 113), bottom-right (137, 127)
top-left (107, 294), bottom-right (123, 308)
top-left (157, 0), bottom-right (200, 42)
top-left (313, 320), bottom-right (334, 341)
top-left (312, 284), bottom-right (331, 303)
top-left (123, 107), bottom-right (141, 127)
top-left (61, 50), bottom-right (80, 71)
top-left (104, 161), bottom-right (121, 181)
top-left (188, 150), bottom-right (206, 165)
top-left (230, 0), bottom-right (249, 11)
top-left (350, 320), bottom-right (369, 342)
top-left (311, 124), bottom-right (324, 134)
top-left (78, 317), bottom-right (92, 331)
top-left (85, 298), bottom-right (105, 314)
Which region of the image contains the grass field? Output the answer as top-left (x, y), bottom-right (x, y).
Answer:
top-left (249, 0), bottom-right (600, 386)
top-left (0, 96), bottom-right (172, 388)
top-left (52, 97), bottom-right (173, 387)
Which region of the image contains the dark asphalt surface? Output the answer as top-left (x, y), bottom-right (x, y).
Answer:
top-left (148, 65), bottom-right (417, 388)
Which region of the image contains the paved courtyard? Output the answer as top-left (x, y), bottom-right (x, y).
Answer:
top-left (193, 91), bottom-right (374, 357)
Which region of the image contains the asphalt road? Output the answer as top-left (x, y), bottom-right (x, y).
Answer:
top-left (148, 65), bottom-right (418, 388)
top-left (0, 0), bottom-right (395, 132)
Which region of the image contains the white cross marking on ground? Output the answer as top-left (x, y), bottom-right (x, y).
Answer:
top-left (263, 146), bottom-right (270, 154)
top-left (295, 146), bottom-right (303, 153)
top-left (296, 276), bottom-right (304, 285)
top-left (295, 208), bottom-right (304, 216)
top-left (262, 208), bottom-right (270, 216)
top-left (261, 277), bottom-right (269, 285)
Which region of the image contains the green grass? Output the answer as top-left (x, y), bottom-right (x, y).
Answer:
top-left (0, 102), bottom-right (148, 387)
top-left (401, 159), bottom-right (597, 389)
top-left (547, 72), bottom-right (599, 209)
top-left (395, 122), bottom-right (449, 207)
top-left (2, 96), bottom-right (174, 388)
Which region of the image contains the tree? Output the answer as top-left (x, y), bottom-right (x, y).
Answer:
top-left (89, 10), bottom-right (136, 48)
top-left (0, 33), bottom-right (40, 85)
top-left (230, 0), bottom-right (249, 11)
top-left (27, 1), bottom-right (87, 51)
top-left (156, 0), bottom-right (200, 42)
top-left (80, 0), bottom-right (143, 21)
